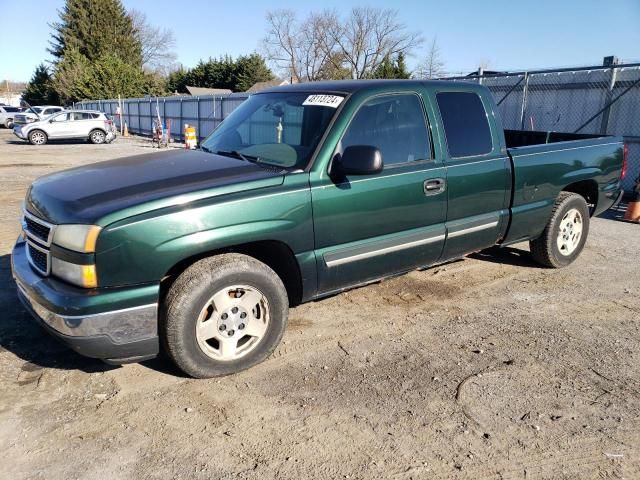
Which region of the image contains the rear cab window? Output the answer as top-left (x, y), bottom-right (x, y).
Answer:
top-left (436, 91), bottom-right (492, 158)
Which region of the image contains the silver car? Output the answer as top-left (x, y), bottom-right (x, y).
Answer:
top-left (13, 106), bottom-right (64, 125)
top-left (0, 105), bottom-right (21, 128)
top-left (13, 110), bottom-right (117, 145)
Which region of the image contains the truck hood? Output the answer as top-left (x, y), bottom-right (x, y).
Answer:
top-left (25, 150), bottom-right (285, 225)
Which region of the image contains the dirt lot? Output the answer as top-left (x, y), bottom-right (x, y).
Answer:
top-left (0, 128), bottom-right (638, 479)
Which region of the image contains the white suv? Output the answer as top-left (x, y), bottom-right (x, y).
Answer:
top-left (13, 110), bottom-right (117, 145)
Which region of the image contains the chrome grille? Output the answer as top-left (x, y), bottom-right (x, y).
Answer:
top-left (26, 240), bottom-right (50, 275)
top-left (22, 210), bottom-right (55, 246)
top-left (22, 210), bottom-right (55, 276)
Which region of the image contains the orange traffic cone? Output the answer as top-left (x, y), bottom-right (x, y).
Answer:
top-left (123, 121), bottom-right (129, 137)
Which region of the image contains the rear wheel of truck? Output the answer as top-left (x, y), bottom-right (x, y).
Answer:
top-left (28, 130), bottom-right (47, 145)
top-left (162, 253), bottom-right (289, 378)
top-left (530, 192), bottom-right (590, 268)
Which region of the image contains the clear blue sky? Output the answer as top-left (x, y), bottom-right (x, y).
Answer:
top-left (1, 0), bottom-right (639, 81)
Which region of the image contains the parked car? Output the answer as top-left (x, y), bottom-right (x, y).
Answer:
top-left (13, 110), bottom-right (116, 145)
top-left (12, 80), bottom-right (626, 377)
top-left (0, 105), bottom-right (21, 128)
top-left (13, 105), bottom-right (65, 125)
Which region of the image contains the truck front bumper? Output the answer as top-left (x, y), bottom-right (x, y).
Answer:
top-left (11, 239), bottom-right (159, 364)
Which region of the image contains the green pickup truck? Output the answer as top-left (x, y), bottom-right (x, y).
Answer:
top-left (12, 80), bottom-right (627, 377)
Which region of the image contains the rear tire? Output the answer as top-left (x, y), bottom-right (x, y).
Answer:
top-left (163, 253), bottom-right (289, 378)
top-left (89, 129), bottom-right (106, 144)
top-left (28, 129), bottom-right (47, 145)
top-left (530, 192), bottom-right (590, 268)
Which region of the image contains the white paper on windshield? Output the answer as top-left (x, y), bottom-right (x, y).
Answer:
top-left (302, 94), bottom-right (344, 108)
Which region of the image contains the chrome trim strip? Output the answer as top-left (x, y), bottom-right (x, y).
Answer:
top-left (25, 238), bottom-right (51, 275)
top-left (325, 234), bottom-right (445, 268)
top-left (510, 141), bottom-right (621, 158)
top-left (447, 220), bottom-right (499, 239)
top-left (22, 208), bottom-right (56, 247)
top-left (16, 282), bottom-right (158, 343)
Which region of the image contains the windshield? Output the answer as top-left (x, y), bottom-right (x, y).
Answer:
top-left (201, 92), bottom-right (343, 169)
top-left (3, 106), bottom-right (19, 112)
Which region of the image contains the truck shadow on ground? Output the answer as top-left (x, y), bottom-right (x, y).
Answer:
top-left (0, 254), bottom-right (182, 376)
top-left (469, 245), bottom-right (539, 268)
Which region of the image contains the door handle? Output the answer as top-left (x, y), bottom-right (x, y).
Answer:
top-left (423, 178), bottom-right (446, 196)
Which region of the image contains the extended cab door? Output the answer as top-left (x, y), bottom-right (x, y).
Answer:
top-left (432, 88), bottom-right (510, 259)
top-left (311, 91), bottom-right (447, 294)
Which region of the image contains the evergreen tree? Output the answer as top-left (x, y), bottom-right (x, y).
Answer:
top-left (369, 53), bottom-right (411, 79)
top-left (233, 54), bottom-right (274, 92)
top-left (394, 52), bottom-right (411, 79)
top-left (49, 0), bottom-right (142, 66)
top-left (22, 64), bottom-right (59, 105)
top-left (168, 54), bottom-right (274, 93)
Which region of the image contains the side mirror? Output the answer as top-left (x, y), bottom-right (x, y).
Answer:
top-left (337, 145), bottom-right (383, 176)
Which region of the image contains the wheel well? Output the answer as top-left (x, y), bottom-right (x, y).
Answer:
top-left (90, 128), bottom-right (106, 134)
top-left (160, 240), bottom-right (303, 307)
top-left (563, 180), bottom-right (598, 215)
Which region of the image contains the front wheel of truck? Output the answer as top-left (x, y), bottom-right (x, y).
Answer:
top-left (162, 253), bottom-right (289, 378)
top-left (530, 192), bottom-right (590, 268)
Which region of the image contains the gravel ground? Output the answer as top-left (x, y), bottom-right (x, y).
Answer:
top-left (0, 128), bottom-right (638, 480)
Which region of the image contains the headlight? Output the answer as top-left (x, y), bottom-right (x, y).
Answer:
top-left (53, 225), bottom-right (102, 253)
top-left (51, 257), bottom-right (98, 288)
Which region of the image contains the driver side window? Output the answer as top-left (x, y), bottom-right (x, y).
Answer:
top-left (340, 94), bottom-right (431, 167)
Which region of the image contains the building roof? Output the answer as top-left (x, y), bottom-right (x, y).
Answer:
top-left (246, 78), bottom-right (290, 93)
top-left (185, 86), bottom-right (233, 96)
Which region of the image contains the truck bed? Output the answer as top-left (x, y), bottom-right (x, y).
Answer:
top-left (502, 132), bottom-right (625, 244)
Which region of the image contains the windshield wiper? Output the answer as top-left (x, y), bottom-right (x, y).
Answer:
top-left (214, 149), bottom-right (264, 164)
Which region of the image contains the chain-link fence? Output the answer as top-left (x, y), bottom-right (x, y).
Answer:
top-left (76, 62), bottom-right (640, 192)
top-left (443, 63), bottom-right (640, 191)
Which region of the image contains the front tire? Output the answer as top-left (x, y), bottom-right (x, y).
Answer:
top-left (28, 129), bottom-right (47, 145)
top-left (530, 192), bottom-right (590, 268)
top-left (163, 253), bottom-right (289, 378)
top-left (5, 119), bottom-right (14, 129)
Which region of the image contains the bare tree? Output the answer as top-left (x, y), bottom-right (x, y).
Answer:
top-left (129, 8), bottom-right (177, 74)
top-left (415, 37), bottom-right (445, 79)
top-left (328, 7), bottom-right (422, 79)
top-left (263, 8), bottom-right (422, 81)
top-left (263, 9), bottom-right (339, 82)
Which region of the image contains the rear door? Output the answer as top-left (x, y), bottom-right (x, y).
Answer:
top-left (311, 91), bottom-right (447, 293)
top-left (432, 89), bottom-right (510, 259)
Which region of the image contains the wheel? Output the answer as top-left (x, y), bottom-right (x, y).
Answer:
top-left (530, 192), bottom-right (590, 268)
top-left (28, 130), bottom-right (47, 145)
top-left (89, 129), bottom-right (106, 144)
top-left (5, 119), bottom-right (13, 129)
top-left (163, 253), bottom-right (289, 378)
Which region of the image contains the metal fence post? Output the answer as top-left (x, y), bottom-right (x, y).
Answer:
top-left (197, 97), bottom-right (201, 141)
top-left (179, 97), bottom-right (183, 141)
top-left (599, 67), bottom-right (618, 135)
top-left (519, 72), bottom-right (530, 130)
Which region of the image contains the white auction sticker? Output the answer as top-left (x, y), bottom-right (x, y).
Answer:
top-left (302, 94), bottom-right (344, 108)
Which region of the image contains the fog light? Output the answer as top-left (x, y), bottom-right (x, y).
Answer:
top-left (51, 257), bottom-right (98, 288)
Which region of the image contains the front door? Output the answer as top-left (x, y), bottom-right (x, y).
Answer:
top-left (311, 92), bottom-right (447, 294)
top-left (45, 112), bottom-right (72, 138)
